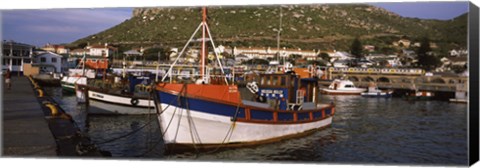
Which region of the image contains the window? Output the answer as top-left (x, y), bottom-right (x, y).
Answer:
top-left (2, 59), bottom-right (6, 65)
top-left (40, 57), bottom-right (46, 63)
top-left (23, 59), bottom-right (31, 63)
top-left (12, 59), bottom-right (19, 65)
top-left (52, 58), bottom-right (57, 63)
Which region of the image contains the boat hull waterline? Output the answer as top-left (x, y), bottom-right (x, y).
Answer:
top-left (87, 90), bottom-right (155, 115)
top-left (156, 87), bottom-right (335, 148)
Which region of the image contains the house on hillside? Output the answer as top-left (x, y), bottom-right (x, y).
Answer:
top-left (393, 39), bottom-right (411, 48)
top-left (70, 49), bottom-right (89, 56)
top-left (449, 49), bottom-right (468, 57)
top-left (85, 43), bottom-right (117, 57)
top-left (329, 51), bottom-right (353, 62)
top-left (363, 45), bottom-right (375, 52)
top-left (41, 43), bottom-right (70, 54)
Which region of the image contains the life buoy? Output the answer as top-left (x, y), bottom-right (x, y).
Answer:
top-left (131, 98), bottom-right (139, 106)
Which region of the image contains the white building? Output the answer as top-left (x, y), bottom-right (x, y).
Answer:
top-left (34, 51), bottom-right (65, 73)
top-left (86, 43), bottom-right (116, 57)
top-left (2, 40), bottom-right (34, 74)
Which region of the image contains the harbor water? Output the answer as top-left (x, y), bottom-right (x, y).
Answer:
top-left (44, 87), bottom-right (468, 165)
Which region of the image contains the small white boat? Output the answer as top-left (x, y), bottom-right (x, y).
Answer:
top-left (361, 83), bottom-right (393, 98)
top-left (87, 88), bottom-right (155, 115)
top-left (321, 79), bottom-right (366, 95)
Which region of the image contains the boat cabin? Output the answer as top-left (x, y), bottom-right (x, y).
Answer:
top-left (246, 73), bottom-right (320, 111)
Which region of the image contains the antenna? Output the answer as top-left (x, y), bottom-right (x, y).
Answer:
top-left (277, 6), bottom-right (283, 63)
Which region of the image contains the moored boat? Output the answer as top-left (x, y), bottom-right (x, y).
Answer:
top-left (321, 79), bottom-right (366, 95)
top-left (361, 82), bottom-right (393, 98)
top-left (81, 74), bottom-right (156, 115)
top-left (404, 90), bottom-right (434, 100)
top-left (153, 7), bottom-right (336, 151)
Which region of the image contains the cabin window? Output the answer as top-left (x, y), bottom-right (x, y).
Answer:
top-left (344, 85), bottom-right (353, 88)
top-left (51, 58), bottom-right (57, 63)
top-left (261, 76), bottom-right (265, 85)
top-left (40, 57), bottom-right (46, 63)
top-left (272, 76), bottom-right (278, 86)
top-left (281, 77), bottom-right (286, 86)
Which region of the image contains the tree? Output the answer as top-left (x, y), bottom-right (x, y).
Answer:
top-left (318, 52), bottom-right (331, 62)
top-left (416, 37), bottom-right (440, 71)
top-left (142, 47), bottom-right (168, 61)
top-left (350, 37), bottom-right (363, 59)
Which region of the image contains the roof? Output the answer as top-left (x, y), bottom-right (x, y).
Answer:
top-left (71, 49), bottom-right (89, 53)
top-left (35, 51), bottom-right (63, 58)
top-left (123, 50), bottom-right (142, 55)
top-left (446, 56), bottom-right (467, 62)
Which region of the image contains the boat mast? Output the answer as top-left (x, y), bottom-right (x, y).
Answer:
top-left (82, 52), bottom-right (86, 76)
top-left (201, 7), bottom-right (207, 81)
top-left (277, 7), bottom-right (282, 63)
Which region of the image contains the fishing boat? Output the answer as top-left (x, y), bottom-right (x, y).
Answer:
top-left (404, 91), bottom-right (434, 100)
top-left (153, 7), bottom-right (335, 151)
top-left (61, 54), bottom-right (95, 93)
top-left (81, 74), bottom-right (156, 115)
top-left (361, 82), bottom-right (393, 98)
top-left (321, 79), bottom-right (366, 95)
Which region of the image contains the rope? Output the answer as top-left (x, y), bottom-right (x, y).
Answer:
top-left (203, 101), bottom-right (241, 154)
top-left (94, 91), bottom-right (175, 145)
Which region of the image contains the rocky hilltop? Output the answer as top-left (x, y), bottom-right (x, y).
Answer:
top-left (71, 4), bottom-right (467, 51)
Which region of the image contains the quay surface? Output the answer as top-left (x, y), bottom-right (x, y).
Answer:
top-left (3, 76), bottom-right (104, 157)
top-left (3, 76), bottom-right (57, 156)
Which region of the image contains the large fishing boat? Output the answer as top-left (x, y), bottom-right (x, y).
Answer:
top-left (153, 7), bottom-right (335, 151)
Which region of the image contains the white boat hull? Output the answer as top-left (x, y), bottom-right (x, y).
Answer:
top-left (158, 103), bottom-right (333, 145)
top-left (87, 90), bottom-right (155, 115)
top-left (321, 88), bottom-right (366, 95)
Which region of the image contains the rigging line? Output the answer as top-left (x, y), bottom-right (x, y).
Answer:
top-left (170, 83), bottom-right (188, 151)
top-left (160, 83), bottom-right (187, 136)
top-left (161, 23), bottom-right (203, 82)
top-left (183, 84), bottom-right (200, 153)
top-left (204, 23), bottom-right (229, 85)
top-left (94, 94), bottom-right (175, 145)
top-left (204, 101), bottom-right (241, 154)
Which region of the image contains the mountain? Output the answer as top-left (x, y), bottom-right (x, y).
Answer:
top-left (70, 4), bottom-right (467, 52)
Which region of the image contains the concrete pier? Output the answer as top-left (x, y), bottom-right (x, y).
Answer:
top-left (2, 76), bottom-right (57, 156)
top-left (3, 76), bottom-right (105, 157)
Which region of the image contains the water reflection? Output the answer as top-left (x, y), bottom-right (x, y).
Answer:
top-left (44, 87), bottom-right (468, 165)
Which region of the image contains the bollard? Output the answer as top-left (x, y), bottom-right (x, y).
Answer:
top-left (37, 89), bottom-right (44, 97)
top-left (44, 103), bottom-right (59, 116)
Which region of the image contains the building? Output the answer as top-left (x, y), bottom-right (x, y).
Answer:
top-left (231, 46), bottom-right (318, 60)
top-left (363, 45), bottom-right (375, 52)
top-left (33, 51), bottom-right (65, 73)
top-left (86, 43), bottom-right (117, 57)
top-left (41, 43), bottom-right (70, 54)
top-left (70, 49), bottom-right (89, 56)
top-left (449, 49), bottom-right (468, 57)
top-left (2, 40), bottom-right (35, 74)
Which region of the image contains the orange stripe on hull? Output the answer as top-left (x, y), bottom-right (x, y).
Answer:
top-left (157, 83), bottom-right (241, 104)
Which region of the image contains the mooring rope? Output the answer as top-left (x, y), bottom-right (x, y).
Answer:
top-left (94, 92), bottom-right (175, 145)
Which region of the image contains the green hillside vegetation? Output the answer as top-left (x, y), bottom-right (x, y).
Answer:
top-left (70, 4), bottom-right (467, 53)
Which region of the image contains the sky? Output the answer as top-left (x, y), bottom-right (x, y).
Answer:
top-left (1, 1), bottom-right (470, 47)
